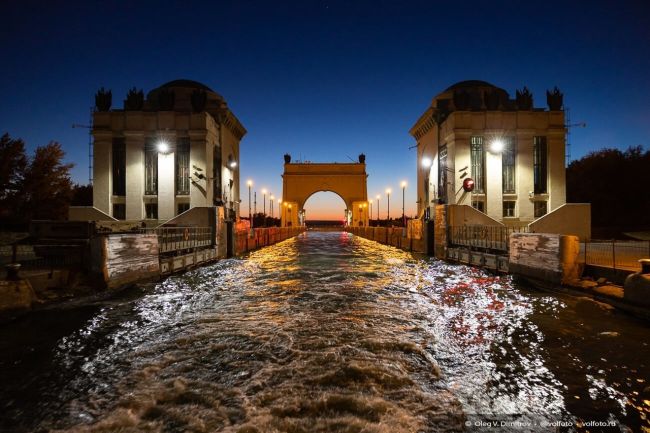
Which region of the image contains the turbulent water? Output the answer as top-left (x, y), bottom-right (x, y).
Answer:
top-left (1, 231), bottom-right (649, 432)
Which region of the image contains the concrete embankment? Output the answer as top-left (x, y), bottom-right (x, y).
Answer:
top-left (351, 225), bottom-right (650, 320)
top-left (345, 225), bottom-right (427, 254)
top-left (1, 226), bottom-right (305, 322)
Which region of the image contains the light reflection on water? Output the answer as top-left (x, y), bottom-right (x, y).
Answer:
top-left (0, 231), bottom-right (648, 432)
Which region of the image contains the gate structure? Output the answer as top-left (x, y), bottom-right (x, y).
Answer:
top-left (281, 158), bottom-right (368, 227)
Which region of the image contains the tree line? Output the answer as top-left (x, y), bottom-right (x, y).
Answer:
top-left (0, 133), bottom-right (90, 228)
top-left (567, 145), bottom-right (649, 233)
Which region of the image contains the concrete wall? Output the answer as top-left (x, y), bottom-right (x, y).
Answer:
top-left (235, 227), bottom-right (306, 255)
top-left (91, 233), bottom-right (160, 289)
top-left (68, 206), bottom-right (116, 222)
top-left (220, 120), bottom-right (241, 218)
top-left (509, 233), bottom-right (580, 285)
top-left (447, 204), bottom-right (504, 227)
top-left (346, 226), bottom-right (427, 254)
top-left (434, 205), bottom-right (447, 259)
top-left (528, 203), bottom-right (591, 241)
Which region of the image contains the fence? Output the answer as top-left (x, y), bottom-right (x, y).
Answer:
top-left (143, 227), bottom-right (213, 254)
top-left (580, 240), bottom-right (650, 272)
top-left (448, 225), bottom-right (529, 252)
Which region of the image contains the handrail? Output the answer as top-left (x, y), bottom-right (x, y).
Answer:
top-left (448, 225), bottom-right (528, 252)
top-left (141, 226), bottom-right (213, 254)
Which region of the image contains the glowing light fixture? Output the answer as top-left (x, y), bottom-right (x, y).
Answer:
top-left (401, 180), bottom-right (407, 188)
top-left (490, 139), bottom-right (504, 153)
top-left (247, 179), bottom-right (253, 187)
top-left (157, 141), bottom-right (170, 153)
top-left (421, 157), bottom-right (432, 168)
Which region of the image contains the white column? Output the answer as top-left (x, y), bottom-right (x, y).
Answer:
top-left (125, 134), bottom-right (144, 220)
top-left (92, 135), bottom-right (111, 215)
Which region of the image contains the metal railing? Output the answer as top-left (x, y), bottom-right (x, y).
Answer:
top-left (580, 240), bottom-right (650, 272)
top-left (143, 227), bottom-right (213, 254)
top-left (448, 225), bottom-right (529, 252)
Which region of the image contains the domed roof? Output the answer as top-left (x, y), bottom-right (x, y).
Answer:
top-left (145, 79), bottom-right (225, 112)
top-left (445, 80), bottom-right (499, 92)
top-left (158, 79), bottom-right (215, 93)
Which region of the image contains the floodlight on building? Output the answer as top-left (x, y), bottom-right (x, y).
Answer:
top-left (157, 141), bottom-right (170, 153)
top-left (490, 139), bottom-right (504, 153)
top-left (421, 157), bottom-right (432, 168)
top-left (228, 154), bottom-right (237, 168)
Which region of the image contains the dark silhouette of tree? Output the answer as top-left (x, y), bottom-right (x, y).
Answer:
top-left (19, 142), bottom-right (74, 221)
top-left (0, 134), bottom-right (27, 217)
top-left (71, 183), bottom-right (93, 206)
top-left (567, 146), bottom-right (650, 232)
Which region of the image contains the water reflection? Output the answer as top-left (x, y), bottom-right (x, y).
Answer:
top-left (0, 232), bottom-right (647, 432)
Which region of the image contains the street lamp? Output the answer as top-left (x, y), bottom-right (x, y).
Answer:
top-left (247, 179), bottom-right (253, 229)
top-left (401, 180), bottom-right (407, 227)
top-left (262, 188), bottom-right (266, 219)
top-left (270, 195), bottom-right (274, 219)
top-left (489, 138), bottom-right (504, 153)
top-left (156, 141), bottom-right (170, 153)
top-left (386, 188), bottom-right (391, 222)
top-left (376, 194), bottom-right (380, 221)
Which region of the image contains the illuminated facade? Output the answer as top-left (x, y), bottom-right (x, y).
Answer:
top-left (281, 158), bottom-right (368, 227)
top-left (91, 80), bottom-right (246, 221)
top-left (410, 80), bottom-right (566, 225)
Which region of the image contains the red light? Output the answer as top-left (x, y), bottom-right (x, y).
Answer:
top-left (462, 178), bottom-right (475, 192)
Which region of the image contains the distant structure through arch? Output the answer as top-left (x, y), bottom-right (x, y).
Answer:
top-left (281, 155), bottom-right (368, 227)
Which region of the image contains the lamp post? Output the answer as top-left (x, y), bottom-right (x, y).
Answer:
top-left (401, 180), bottom-right (407, 227)
top-left (270, 195), bottom-right (274, 219)
top-left (262, 188), bottom-right (267, 226)
top-left (247, 180), bottom-right (253, 229)
top-left (262, 189), bottom-right (267, 216)
top-left (376, 194), bottom-right (380, 221)
top-left (386, 188), bottom-right (391, 222)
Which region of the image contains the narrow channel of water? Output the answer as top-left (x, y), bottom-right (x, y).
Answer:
top-left (0, 231), bottom-right (648, 432)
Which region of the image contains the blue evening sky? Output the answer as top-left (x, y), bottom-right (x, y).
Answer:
top-left (1, 1), bottom-right (648, 219)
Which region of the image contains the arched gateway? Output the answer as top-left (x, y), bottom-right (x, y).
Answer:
top-left (281, 155), bottom-right (368, 227)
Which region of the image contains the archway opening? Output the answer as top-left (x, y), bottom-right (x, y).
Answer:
top-left (303, 191), bottom-right (347, 228)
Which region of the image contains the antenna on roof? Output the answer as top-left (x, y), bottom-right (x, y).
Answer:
top-left (564, 107), bottom-right (586, 166)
